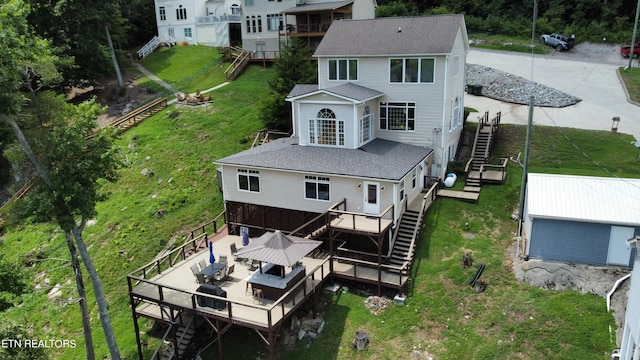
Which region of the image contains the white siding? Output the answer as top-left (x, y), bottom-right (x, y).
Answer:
top-left (221, 165), bottom-right (395, 217)
top-left (296, 99), bottom-right (356, 148)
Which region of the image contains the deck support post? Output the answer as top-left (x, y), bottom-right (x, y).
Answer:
top-left (268, 329), bottom-right (276, 360)
top-left (130, 292), bottom-right (143, 360)
top-left (216, 318), bottom-right (224, 360)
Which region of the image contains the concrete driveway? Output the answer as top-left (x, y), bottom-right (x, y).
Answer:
top-left (465, 46), bottom-right (640, 140)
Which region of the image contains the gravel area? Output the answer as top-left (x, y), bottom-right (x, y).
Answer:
top-left (465, 63), bottom-right (582, 107)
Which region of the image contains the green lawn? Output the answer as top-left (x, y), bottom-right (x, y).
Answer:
top-left (0, 46), bottom-right (635, 359)
top-left (469, 33), bottom-right (548, 55)
top-left (619, 66), bottom-right (640, 104)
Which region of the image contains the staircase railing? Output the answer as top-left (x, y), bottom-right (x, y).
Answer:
top-left (137, 36), bottom-right (160, 59)
top-left (224, 47), bottom-right (252, 80)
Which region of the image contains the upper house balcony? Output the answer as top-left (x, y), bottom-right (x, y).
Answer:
top-left (280, 1), bottom-right (353, 42)
top-left (196, 14), bottom-right (241, 24)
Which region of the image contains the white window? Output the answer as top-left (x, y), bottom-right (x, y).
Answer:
top-left (454, 55), bottom-right (460, 76)
top-left (389, 58), bottom-right (435, 83)
top-left (304, 176), bottom-right (330, 201)
top-left (176, 6), bottom-right (187, 20)
top-left (412, 168), bottom-right (417, 189)
top-left (184, 27), bottom-right (192, 38)
top-left (230, 4), bottom-right (240, 14)
top-left (238, 169), bottom-right (260, 192)
top-left (257, 15), bottom-right (262, 32)
top-left (448, 144), bottom-right (456, 161)
top-left (379, 102), bottom-right (415, 131)
top-left (328, 59), bottom-right (358, 81)
top-left (245, 0), bottom-right (254, 6)
top-left (399, 179), bottom-right (405, 201)
top-left (159, 6), bottom-right (166, 21)
top-left (359, 105), bottom-right (373, 144)
top-left (168, 27), bottom-right (175, 38)
top-left (309, 109), bottom-right (344, 146)
top-left (267, 14), bottom-right (282, 31)
top-left (450, 96), bottom-right (460, 130)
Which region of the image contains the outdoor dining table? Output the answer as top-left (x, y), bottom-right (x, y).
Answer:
top-left (199, 262), bottom-right (227, 282)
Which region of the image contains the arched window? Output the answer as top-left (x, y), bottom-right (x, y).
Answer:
top-left (317, 108), bottom-right (336, 119)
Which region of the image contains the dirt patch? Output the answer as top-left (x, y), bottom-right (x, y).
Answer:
top-left (67, 71), bottom-right (156, 128)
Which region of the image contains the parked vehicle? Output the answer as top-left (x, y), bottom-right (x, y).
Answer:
top-left (620, 45), bottom-right (640, 58)
top-left (540, 33), bottom-right (575, 51)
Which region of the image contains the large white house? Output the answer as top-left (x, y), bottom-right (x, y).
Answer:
top-left (152, 0), bottom-right (376, 52)
top-left (154, 0), bottom-right (242, 46)
top-left (216, 15), bottom-right (468, 236)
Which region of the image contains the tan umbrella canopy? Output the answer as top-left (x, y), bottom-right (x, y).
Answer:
top-left (234, 230), bottom-right (322, 267)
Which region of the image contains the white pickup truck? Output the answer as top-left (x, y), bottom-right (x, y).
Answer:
top-left (540, 33), bottom-right (575, 51)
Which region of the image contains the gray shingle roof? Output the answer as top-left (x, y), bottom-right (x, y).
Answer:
top-left (314, 15), bottom-right (465, 56)
top-left (216, 137), bottom-right (432, 180)
top-left (283, 1), bottom-right (353, 14)
top-left (287, 83), bottom-right (383, 102)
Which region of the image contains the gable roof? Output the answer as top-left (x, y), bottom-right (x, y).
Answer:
top-left (314, 14), bottom-right (466, 57)
top-left (216, 137), bottom-right (432, 181)
top-left (527, 173), bottom-right (640, 226)
top-left (287, 83), bottom-right (384, 102)
top-left (283, 0), bottom-right (353, 14)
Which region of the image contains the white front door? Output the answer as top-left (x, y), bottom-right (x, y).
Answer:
top-left (363, 182), bottom-right (380, 214)
top-left (607, 226), bottom-right (634, 266)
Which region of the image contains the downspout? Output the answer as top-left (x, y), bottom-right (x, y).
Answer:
top-left (607, 273), bottom-right (631, 312)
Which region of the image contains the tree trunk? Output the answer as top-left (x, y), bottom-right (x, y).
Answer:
top-left (2, 114), bottom-right (121, 359)
top-left (65, 231), bottom-right (96, 360)
top-left (72, 223), bottom-right (121, 360)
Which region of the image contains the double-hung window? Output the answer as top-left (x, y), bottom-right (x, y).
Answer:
top-left (238, 169), bottom-right (260, 192)
top-left (267, 14), bottom-right (281, 31)
top-left (389, 58), bottom-right (435, 83)
top-left (328, 59), bottom-right (357, 81)
top-left (412, 168), bottom-right (417, 189)
top-left (305, 176), bottom-right (330, 201)
top-left (379, 102), bottom-right (415, 131)
top-left (159, 7), bottom-right (166, 21)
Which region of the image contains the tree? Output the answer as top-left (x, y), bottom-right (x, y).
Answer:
top-left (258, 39), bottom-right (316, 131)
top-left (0, 1), bottom-right (121, 359)
top-left (26, 0), bottom-right (127, 88)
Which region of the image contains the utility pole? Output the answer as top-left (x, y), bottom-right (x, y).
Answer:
top-left (628, 0), bottom-right (640, 70)
top-left (105, 25), bottom-right (124, 88)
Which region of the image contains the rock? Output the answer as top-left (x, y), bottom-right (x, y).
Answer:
top-left (298, 329), bottom-right (306, 340)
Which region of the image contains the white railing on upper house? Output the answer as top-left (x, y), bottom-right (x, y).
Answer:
top-left (137, 36), bottom-right (176, 59)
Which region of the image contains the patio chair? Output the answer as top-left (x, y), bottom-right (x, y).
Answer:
top-left (225, 264), bottom-right (235, 280)
top-left (190, 264), bottom-right (200, 277)
top-left (198, 259), bottom-right (207, 271)
top-left (230, 243), bottom-right (239, 260)
top-left (219, 255), bottom-right (228, 265)
top-left (213, 270), bottom-right (224, 282)
top-left (196, 273), bottom-right (207, 284)
top-left (248, 259), bottom-right (259, 271)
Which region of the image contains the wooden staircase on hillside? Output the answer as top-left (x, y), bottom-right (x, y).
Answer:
top-left (224, 47), bottom-right (252, 81)
top-left (158, 315), bottom-right (196, 360)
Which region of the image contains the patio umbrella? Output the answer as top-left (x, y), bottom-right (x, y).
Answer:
top-left (241, 227), bottom-right (250, 246)
top-left (234, 230), bottom-right (322, 267)
top-left (209, 241), bottom-right (216, 264)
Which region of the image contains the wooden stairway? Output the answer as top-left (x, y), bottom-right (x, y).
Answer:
top-left (388, 210), bottom-right (420, 274)
top-left (160, 316), bottom-right (196, 360)
top-left (464, 111), bottom-right (501, 190)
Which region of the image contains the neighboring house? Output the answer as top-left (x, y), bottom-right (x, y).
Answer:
top-left (217, 14), bottom-right (467, 241)
top-left (524, 173), bottom-right (639, 267)
top-left (618, 237), bottom-right (639, 359)
top-left (154, 0), bottom-right (242, 46)
top-left (151, 0), bottom-right (376, 54)
top-left (243, 0), bottom-right (376, 57)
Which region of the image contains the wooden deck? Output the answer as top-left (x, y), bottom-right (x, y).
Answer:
top-left (330, 213), bottom-right (393, 234)
top-left (437, 189), bottom-right (480, 202)
top-left (332, 257), bottom-right (409, 291)
top-left (129, 235), bottom-right (331, 330)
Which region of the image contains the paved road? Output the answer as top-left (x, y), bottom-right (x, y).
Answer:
top-left (465, 46), bottom-right (640, 140)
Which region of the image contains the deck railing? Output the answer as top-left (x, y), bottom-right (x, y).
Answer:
top-left (479, 158), bottom-right (509, 183)
top-left (332, 255), bottom-right (408, 290)
top-left (185, 209), bottom-right (226, 242)
top-left (329, 199), bottom-right (394, 234)
top-left (127, 257), bottom-right (331, 328)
